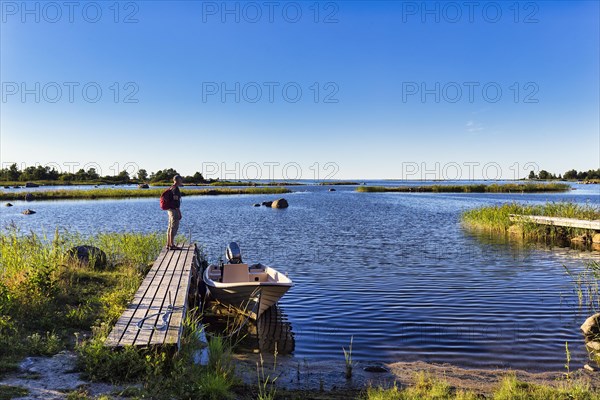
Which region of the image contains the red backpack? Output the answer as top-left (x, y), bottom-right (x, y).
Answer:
top-left (159, 187), bottom-right (174, 210)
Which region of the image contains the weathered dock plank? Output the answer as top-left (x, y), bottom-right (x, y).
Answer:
top-left (105, 243), bottom-right (196, 348)
top-left (509, 214), bottom-right (600, 230)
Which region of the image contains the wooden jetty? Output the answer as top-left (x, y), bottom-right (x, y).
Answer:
top-left (105, 243), bottom-right (199, 349)
top-left (509, 214), bottom-right (600, 231)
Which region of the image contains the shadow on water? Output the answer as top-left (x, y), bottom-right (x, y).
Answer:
top-left (202, 303), bottom-right (295, 356)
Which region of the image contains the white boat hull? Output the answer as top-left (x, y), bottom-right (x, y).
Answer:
top-left (203, 264), bottom-right (292, 319)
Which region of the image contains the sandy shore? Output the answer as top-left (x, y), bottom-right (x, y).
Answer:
top-left (3, 351), bottom-right (600, 399)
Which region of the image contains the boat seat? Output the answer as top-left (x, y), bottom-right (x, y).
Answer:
top-left (222, 263), bottom-right (249, 283)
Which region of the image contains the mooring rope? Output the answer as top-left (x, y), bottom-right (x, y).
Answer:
top-left (137, 291), bottom-right (184, 331)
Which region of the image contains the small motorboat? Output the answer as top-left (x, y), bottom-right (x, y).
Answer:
top-left (203, 242), bottom-right (293, 319)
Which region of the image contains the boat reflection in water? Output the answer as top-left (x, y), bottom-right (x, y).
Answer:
top-left (202, 303), bottom-right (295, 355)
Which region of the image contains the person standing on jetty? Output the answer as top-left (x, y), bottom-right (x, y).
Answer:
top-left (165, 175), bottom-right (183, 250)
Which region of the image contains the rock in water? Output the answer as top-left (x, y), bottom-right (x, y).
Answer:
top-left (253, 203), bottom-right (261, 207)
top-left (67, 245), bottom-right (108, 269)
top-left (138, 183), bottom-right (149, 189)
top-left (271, 198), bottom-right (289, 209)
top-left (581, 313), bottom-right (600, 341)
top-left (22, 209), bottom-right (36, 215)
top-left (363, 365), bottom-right (388, 373)
top-left (329, 188), bottom-right (336, 192)
top-left (25, 182), bottom-right (40, 187)
top-left (262, 201), bottom-right (273, 207)
top-left (5, 203), bottom-right (12, 207)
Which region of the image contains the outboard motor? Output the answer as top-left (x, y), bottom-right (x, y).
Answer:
top-left (226, 242), bottom-right (242, 264)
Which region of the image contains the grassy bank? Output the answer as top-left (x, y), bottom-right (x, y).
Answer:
top-left (0, 229), bottom-right (164, 375)
top-left (357, 183), bottom-right (572, 193)
top-left (461, 202), bottom-right (600, 244)
top-left (0, 187), bottom-right (291, 201)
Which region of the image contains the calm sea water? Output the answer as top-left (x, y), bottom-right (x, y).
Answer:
top-left (2, 181), bottom-right (600, 371)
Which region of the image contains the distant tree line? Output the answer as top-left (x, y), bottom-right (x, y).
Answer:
top-left (0, 164), bottom-right (208, 184)
top-left (527, 168), bottom-right (600, 180)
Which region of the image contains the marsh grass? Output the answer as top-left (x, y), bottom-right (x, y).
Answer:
top-left (365, 372), bottom-right (597, 400)
top-left (343, 336), bottom-right (354, 380)
top-left (462, 202), bottom-right (600, 244)
top-left (357, 183), bottom-right (571, 193)
top-left (492, 373), bottom-right (594, 400)
top-left (77, 312), bottom-right (236, 399)
top-left (256, 352), bottom-right (278, 400)
top-left (0, 228), bottom-right (163, 374)
top-left (564, 261), bottom-right (600, 312)
top-left (0, 187), bottom-right (291, 201)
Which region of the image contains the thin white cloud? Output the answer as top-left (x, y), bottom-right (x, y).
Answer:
top-left (466, 120), bottom-right (484, 133)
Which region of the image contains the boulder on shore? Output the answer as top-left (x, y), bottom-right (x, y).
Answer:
top-left (25, 193), bottom-right (34, 202)
top-left (581, 313), bottom-right (600, 342)
top-left (592, 233), bottom-right (600, 244)
top-left (571, 235), bottom-right (587, 243)
top-left (271, 198), bottom-right (289, 209)
top-left (22, 209), bottom-right (36, 215)
top-left (66, 245), bottom-right (108, 269)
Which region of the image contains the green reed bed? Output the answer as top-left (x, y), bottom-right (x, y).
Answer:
top-left (357, 183), bottom-right (571, 193)
top-left (0, 186), bottom-right (291, 201)
top-left (320, 181), bottom-right (360, 186)
top-left (461, 202), bottom-right (600, 243)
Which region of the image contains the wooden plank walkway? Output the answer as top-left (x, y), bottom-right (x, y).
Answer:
top-left (509, 214), bottom-right (600, 230)
top-left (105, 243), bottom-right (197, 349)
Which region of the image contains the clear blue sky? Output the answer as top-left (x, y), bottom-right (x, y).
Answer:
top-left (1, 1), bottom-right (598, 179)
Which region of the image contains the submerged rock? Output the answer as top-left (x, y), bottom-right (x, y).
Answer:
top-left (22, 209), bottom-right (36, 215)
top-left (271, 198), bottom-right (289, 209)
top-left (67, 245), bottom-right (108, 269)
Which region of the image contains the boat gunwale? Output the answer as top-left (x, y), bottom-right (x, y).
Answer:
top-left (203, 265), bottom-right (293, 289)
